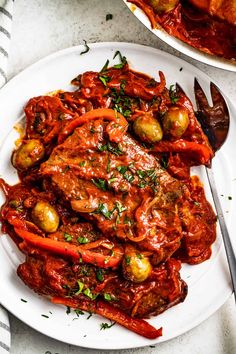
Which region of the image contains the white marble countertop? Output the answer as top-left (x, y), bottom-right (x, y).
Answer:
top-left (5, 1), bottom-right (236, 353)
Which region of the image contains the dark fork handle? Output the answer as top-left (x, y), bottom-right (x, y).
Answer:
top-left (206, 167), bottom-right (236, 302)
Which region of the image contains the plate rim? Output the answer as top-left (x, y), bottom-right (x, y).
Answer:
top-left (0, 42), bottom-right (234, 349)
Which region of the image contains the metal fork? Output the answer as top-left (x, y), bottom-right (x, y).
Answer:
top-left (177, 80), bottom-right (236, 302)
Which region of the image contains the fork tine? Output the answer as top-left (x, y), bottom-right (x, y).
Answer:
top-left (194, 78), bottom-right (230, 153)
top-left (210, 82), bottom-right (230, 119)
top-left (194, 78), bottom-right (210, 111)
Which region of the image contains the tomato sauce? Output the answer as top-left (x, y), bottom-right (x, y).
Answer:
top-left (129, 0), bottom-right (236, 60)
top-left (0, 55), bottom-right (216, 338)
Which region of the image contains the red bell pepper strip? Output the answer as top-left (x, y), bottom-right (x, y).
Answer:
top-left (58, 108), bottom-right (128, 144)
top-left (152, 139), bottom-right (213, 165)
top-left (52, 296), bottom-right (163, 339)
top-left (14, 228), bottom-right (123, 268)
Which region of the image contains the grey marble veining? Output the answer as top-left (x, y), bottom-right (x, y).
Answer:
top-left (6, 1), bottom-right (236, 353)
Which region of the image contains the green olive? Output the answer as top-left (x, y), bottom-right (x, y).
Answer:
top-left (12, 139), bottom-right (45, 170)
top-left (32, 201), bottom-right (59, 233)
top-left (148, 0), bottom-right (179, 13)
top-left (133, 114), bottom-right (163, 143)
top-left (122, 248), bottom-right (152, 283)
top-left (162, 107), bottom-right (189, 138)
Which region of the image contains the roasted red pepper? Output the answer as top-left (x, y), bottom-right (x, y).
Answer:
top-left (14, 228), bottom-right (123, 269)
top-left (52, 296), bottom-right (163, 339)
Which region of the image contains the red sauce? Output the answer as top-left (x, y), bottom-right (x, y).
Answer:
top-left (0, 57), bottom-right (216, 338)
top-left (129, 0), bottom-right (236, 61)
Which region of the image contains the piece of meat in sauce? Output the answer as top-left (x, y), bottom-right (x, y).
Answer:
top-left (17, 243), bottom-right (187, 318)
top-left (40, 117), bottom-right (184, 264)
top-left (40, 115), bottom-right (216, 265)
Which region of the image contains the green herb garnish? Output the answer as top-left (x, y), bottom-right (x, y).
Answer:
top-left (74, 309), bottom-right (84, 317)
top-left (116, 165), bottom-right (128, 174)
top-left (169, 84), bottom-right (179, 104)
top-left (91, 178), bottom-right (107, 191)
top-left (106, 14), bottom-right (113, 21)
top-left (96, 269), bottom-right (104, 282)
top-left (100, 321), bottom-right (116, 330)
top-left (123, 172), bottom-right (134, 183)
top-left (99, 75), bottom-right (110, 87)
top-left (75, 281), bottom-right (84, 295)
top-left (125, 255), bottom-right (131, 265)
top-left (64, 232), bottom-right (72, 242)
top-left (115, 201), bottom-right (127, 215)
top-left (113, 51), bottom-right (127, 69)
top-left (94, 203), bottom-right (114, 219)
top-left (100, 59), bottom-right (110, 73)
top-left (104, 293), bottom-right (112, 301)
top-left (80, 40), bottom-right (90, 55)
top-left (83, 288), bottom-right (98, 300)
top-left (77, 237), bottom-right (89, 244)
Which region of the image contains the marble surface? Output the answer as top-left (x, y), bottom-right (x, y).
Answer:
top-left (5, 1), bottom-right (236, 353)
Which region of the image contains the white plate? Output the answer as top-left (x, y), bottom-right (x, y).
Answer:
top-left (0, 43), bottom-right (235, 350)
top-left (123, 1), bottom-right (236, 72)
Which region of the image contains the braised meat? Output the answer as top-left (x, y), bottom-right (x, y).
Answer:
top-left (18, 243), bottom-right (187, 318)
top-left (0, 57), bottom-right (217, 339)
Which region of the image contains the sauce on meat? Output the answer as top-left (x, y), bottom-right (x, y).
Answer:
top-left (0, 55), bottom-right (216, 338)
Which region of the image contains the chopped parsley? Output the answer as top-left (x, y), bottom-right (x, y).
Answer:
top-left (98, 142), bottom-right (123, 156)
top-left (100, 321), bottom-right (116, 330)
top-left (103, 293), bottom-right (117, 302)
top-left (77, 237), bottom-right (89, 244)
top-left (103, 293), bottom-right (112, 301)
top-left (21, 298), bottom-right (27, 303)
top-left (79, 161), bottom-right (86, 167)
top-left (107, 158), bottom-right (111, 173)
top-left (125, 255), bottom-right (131, 265)
top-left (74, 309), bottom-right (84, 317)
top-left (96, 269), bottom-right (104, 282)
top-left (108, 177), bottom-right (117, 184)
top-left (66, 306), bottom-right (71, 314)
top-left (116, 165), bottom-right (128, 174)
top-left (228, 196), bottom-right (232, 200)
top-left (115, 201), bottom-right (127, 215)
top-left (99, 75), bottom-right (110, 87)
top-left (137, 170), bottom-right (146, 179)
top-left (41, 314), bottom-right (49, 319)
top-left (91, 178), bottom-right (107, 191)
top-left (110, 85), bottom-right (132, 118)
top-left (94, 203), bottom-right (114, 219)
top-left (123, 172), bottom-right (134, 183)
top-left (100, 59), bottom-right (110, 73)
top-left (75, 281), bottom-right (84, 295)
top-left (106, 13), bottom-right (113, 21)
top-left (113, 51), bottom-right (127, 69)
top-left (64, 232), bottom-right (72, 242)
top-left (80, 40), bottom-right (90, 55)
top-left (161, 155), bottom-right (169, 169)
top-left (169, 84), bottom-right (179, 104)
top-left (83, 288), bottom-right (98, 300)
